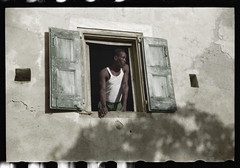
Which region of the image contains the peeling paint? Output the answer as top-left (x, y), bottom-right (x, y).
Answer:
top-left (193, 42), bottom-right (233, 91)
top-left (213, 9), bottom-right (234, 59)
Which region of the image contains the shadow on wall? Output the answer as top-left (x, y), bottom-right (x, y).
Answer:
top-left (56, 102), bottom-right (234, 161)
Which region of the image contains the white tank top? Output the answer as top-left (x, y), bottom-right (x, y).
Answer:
top-left (106, 67), bottom-right (124, 103)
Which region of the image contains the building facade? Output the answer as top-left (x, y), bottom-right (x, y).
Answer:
top-left (6, 8), bottom-right (234, 161)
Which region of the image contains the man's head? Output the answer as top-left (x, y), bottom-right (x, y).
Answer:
top-left (113, 48), bottom-right (127, 68)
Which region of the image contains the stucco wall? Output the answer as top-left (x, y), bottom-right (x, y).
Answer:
top-left (6, 8), bottom-right (234, 162)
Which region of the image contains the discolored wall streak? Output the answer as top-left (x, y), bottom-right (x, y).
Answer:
top-left (6, 8), bottom-right (234, 162)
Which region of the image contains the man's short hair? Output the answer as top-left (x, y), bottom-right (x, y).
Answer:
top-left (114, 48), bottom-right (126, 57)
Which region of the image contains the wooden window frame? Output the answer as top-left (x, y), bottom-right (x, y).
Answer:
top-left (77, 27), bottom-right (146, 112)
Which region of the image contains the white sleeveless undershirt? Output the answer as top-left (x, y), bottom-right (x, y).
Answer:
top-left (106, 67), bottom-right (124, 103)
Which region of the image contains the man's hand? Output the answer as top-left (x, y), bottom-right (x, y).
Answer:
top-left (98, 107), bottom-right (108, 118)
top-left (121, 106), bottom-right (127, 112)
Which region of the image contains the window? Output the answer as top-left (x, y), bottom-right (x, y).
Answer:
top-left (88, 43), bottom-right (134, 111)
top-left (49, 27), bottom-right (177, 112)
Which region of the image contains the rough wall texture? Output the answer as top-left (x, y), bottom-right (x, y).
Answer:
top-left (6, 8), bottom-right (234, 162)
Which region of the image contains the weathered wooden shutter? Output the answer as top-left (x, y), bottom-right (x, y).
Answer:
top-left (49, 27), bottom-right (84, 110)
top-left (142, 37), bottom-right (177, 112)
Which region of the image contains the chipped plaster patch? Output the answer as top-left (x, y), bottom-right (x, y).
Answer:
top-left (195, 42), bottom-right (234, 91)
top-left (215, 25), bottom-right (234, 59)
top-left (115, 120), bottom-right (124, 130)
top-left (213, 9), bottom-right (234, 59)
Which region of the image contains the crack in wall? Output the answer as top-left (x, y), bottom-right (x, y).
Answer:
top-left (9, 100), bottom-right (28, 110)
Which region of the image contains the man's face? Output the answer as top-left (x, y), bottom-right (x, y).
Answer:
top-left (116, 52), bottom-right (127, 68)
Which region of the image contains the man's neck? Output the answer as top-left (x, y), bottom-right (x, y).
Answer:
top-left (109, 64), bottom-right (121, 72)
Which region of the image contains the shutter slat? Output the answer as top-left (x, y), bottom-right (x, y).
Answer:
top-left (49, 27), bottom-right (84, 110)
top-left (142, 37), bottom-right (177, 112)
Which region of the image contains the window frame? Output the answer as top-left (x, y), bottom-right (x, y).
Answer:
top-left (77, 27), bottom-right (146, 112)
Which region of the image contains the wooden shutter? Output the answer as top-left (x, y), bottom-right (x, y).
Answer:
top-left (142, 37), bottom-right (177, 112)
top-left (49, 27), bottom-right (84, 110)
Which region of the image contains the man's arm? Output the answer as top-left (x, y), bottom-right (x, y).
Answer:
top-left (99, 69), bottom-right (108, 117)
top-left (121, 64), bottom-right (129, 112)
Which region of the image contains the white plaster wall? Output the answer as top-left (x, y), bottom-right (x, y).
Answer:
top-left (6, 8), bottom-right (234, 162)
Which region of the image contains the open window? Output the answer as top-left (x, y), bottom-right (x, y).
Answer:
top-left (49, 27), bottom-right (177, 112)
top-left (88, 43), bottom-right (134, 111)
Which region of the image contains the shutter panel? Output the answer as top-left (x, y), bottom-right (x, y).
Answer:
top-left (142, 37), bottom-right (177, 112)
top-left (49, 27), bottom-right (84, 110)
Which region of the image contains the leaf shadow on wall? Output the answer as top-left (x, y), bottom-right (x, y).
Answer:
top-left (58, 102), bottom-right (234, 161)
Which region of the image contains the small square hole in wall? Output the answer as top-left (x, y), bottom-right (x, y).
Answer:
top-left (189, 74), bottom-right (199, 88)
top-left (15, 68), bottom-right (31, 81)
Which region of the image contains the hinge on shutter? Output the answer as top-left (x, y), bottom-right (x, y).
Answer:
top-left (74, 105), bottom-right (81, 112)
top-left (137, 36), bottom-right (142, 43)
top-left (52, 37), bottom-right (56, 47)
top-left (164, 47), bottom-right (168, 57)
top-left (74, 100), bottom-right (82, 112)
top-left (56, 97), bottom-right (58, 107)
top-left (74, 104), bottom-right (92, 115)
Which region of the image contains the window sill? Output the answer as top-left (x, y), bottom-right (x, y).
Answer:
top-left (47, 110), bottom-right (172, 119)
top-left (77, 111), bottom-right (155, 118)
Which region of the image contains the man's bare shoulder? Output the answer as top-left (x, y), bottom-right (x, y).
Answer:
top-left (123, 64), bottom-right (129, 73)
top-left (99, 68), bottom-right (109, 79)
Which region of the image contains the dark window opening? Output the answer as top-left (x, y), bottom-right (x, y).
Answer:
top-left (189, 74), bottom-right (199, 88)
top-left (89, 43), bottom-right (134, 111)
